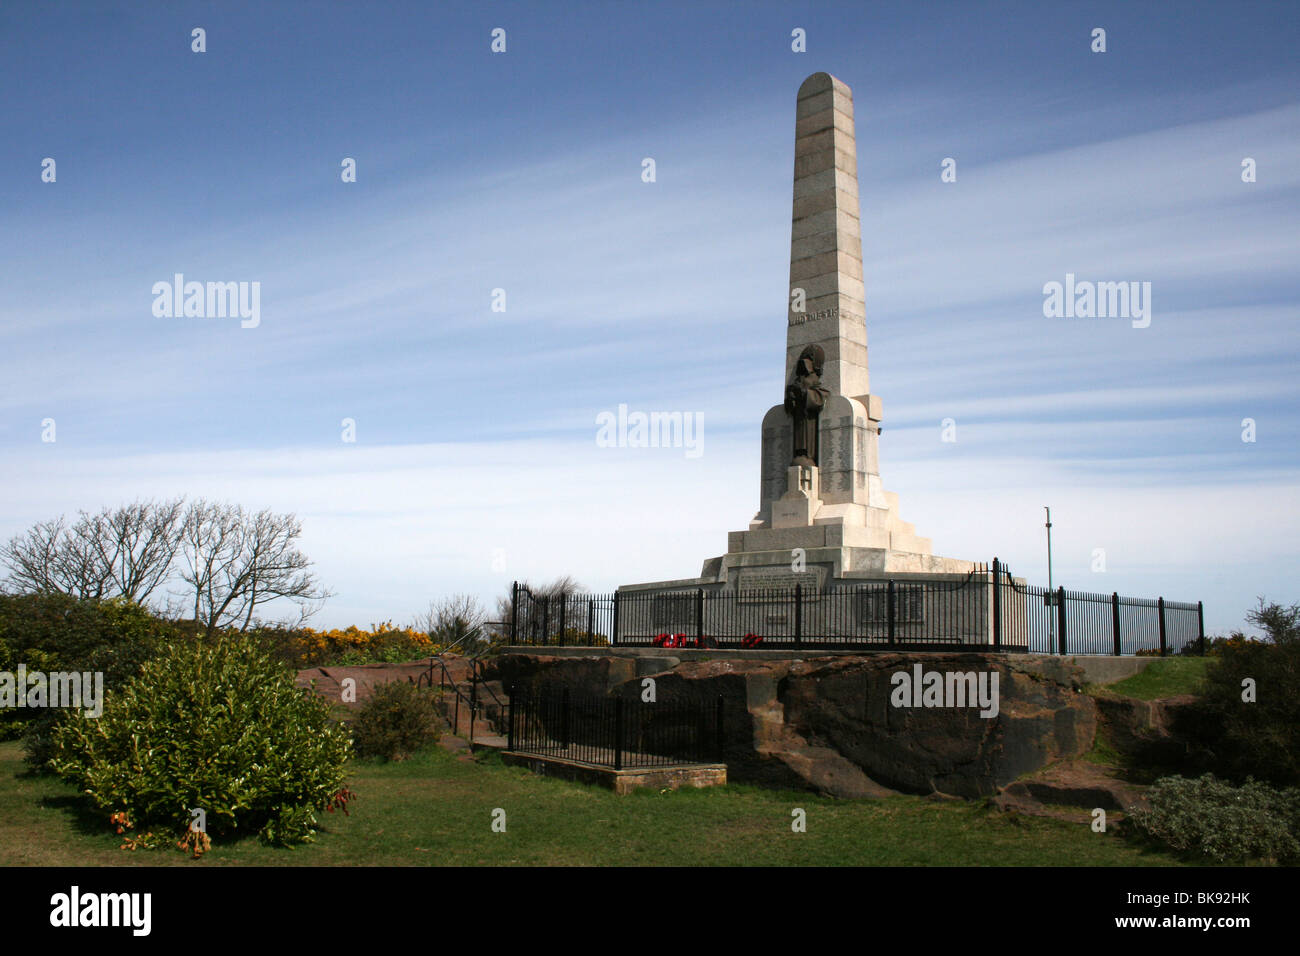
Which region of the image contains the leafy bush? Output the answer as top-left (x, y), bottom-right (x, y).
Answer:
top-left (251, 620), bottom-right (440, 668)
top-left (553, 627), bottom-right (609, 647)
top-left (351, 679), bottom-right (441, 761)
top-left (1194, 642), bottom-right (1300, 787)
top-left (0, 592), bottom-right (122, 674)
top-left (0, 595), bottom-right (178, 744)
top-left (22, 631), bottom-right (165, 771)
top-left (1126, 774), bottom-right (1300, 863)
top-left (50, 633), bottom-right (353, 847)
top-left (1198, 633), bottom-right (1269, 657)
top-left (1167, 599), bottom-right (1300, 787)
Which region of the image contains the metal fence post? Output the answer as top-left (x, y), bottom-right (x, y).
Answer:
top-left (887, 580), bottom-right (897, 646)
top-left (469, 676), bottom-right (477, 745)
top-left (507, 684), bottom-right (516, 752)
top-left (611, 590), bottom-right (620, 647)
top-left (559, 595), bottom-right (567, 646)
top-left (1198, 601), bottom-right (1206, 656)
top-left (715, 695), bottom-right (725, 763)
top-left (587, 599), bottom-right (594, 647)
top-left (696, 699), bottom-right (708, 763)
top-left (1158, 597), bottom-right (1168, 656)
top-left (614, 697), bottom-right (624, 771)
top-left (696, 588), bottom-right (704, 647)
top-left (991, 558), bottom-right (1002, 650)
top-left (794, 583), bottom-right (803, 647)
top-left (561, 686), bottom-right (570, 752)
top-left (541, 596), bottom-right (550, 647)
top-left (510, 581), bottom-right (518, 644)
top-left (1056, 586), bottom-right (1068, 655)
top-left (1111, 592), bottom-right (1122, 656)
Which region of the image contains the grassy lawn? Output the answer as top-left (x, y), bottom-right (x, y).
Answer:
top-left (0, 740), bottom-right (1196, 866)
top-left (1101, 657), bottom-right (1210, 700)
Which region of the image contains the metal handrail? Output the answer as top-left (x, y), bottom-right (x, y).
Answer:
top-left (424, 645), bottom-right (509, 746)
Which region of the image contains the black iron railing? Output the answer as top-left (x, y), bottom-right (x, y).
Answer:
top-left (507, 684), bottom-right (725, 770)
top-left (416, 653), bottom-right (507, 745)
top-left (508, 560), bottom-right (1205, 656)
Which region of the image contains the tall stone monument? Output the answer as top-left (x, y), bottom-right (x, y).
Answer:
top-left (625, 72), bottom-right (973, 600)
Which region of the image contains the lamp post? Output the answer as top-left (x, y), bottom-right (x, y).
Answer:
top-left (1045, 506), bottom-right (1056, 646)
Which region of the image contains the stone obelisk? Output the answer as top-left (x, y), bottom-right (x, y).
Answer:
top-left (725, 71), bottom-right (971, 580)
top-left (785, 73), bottom-right (869, 406)
top-left (622, 72), bottom-right (973, 597)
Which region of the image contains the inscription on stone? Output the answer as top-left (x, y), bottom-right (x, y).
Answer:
top-left (858, 584), bottom-right (924, 624)
top-left (788, 305), bottom-right (839, 327)
top-left (737, 567), bottom-right (827, 603)
top-left (651, 592), bottom-right (694, 627)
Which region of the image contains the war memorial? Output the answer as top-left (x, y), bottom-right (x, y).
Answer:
top-left (612, 71), bottom-right (1008, 648)
top-left (505, 72), bottom-right (1203, 656)
top-left (493, 74), bottom-right (1205, 799)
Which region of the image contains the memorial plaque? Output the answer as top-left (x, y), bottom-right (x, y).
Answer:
top-left (737, 566), bottom-right (827, 603)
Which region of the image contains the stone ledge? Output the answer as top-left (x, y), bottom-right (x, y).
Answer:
top-left (501, 751), bottom-right (727, 795)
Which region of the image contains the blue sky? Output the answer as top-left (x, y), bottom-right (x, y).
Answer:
top-left (1, 0), bottom-right (1297, 634)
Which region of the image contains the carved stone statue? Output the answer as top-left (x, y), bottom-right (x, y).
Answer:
top-left (784, 345), bottom-right (831, 466)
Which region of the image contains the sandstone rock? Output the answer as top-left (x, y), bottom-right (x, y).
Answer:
top-left (776, 654), bottom-right (1096, 797)
top-left (493, 652), bottom-right (1097, 799)
top-left (295, 660), bottom-right (432, 708)
top-left (1094, 693), bottom-right (1201, 767)
top-left (995, 761), bottom-right (1150, 819)
top-left (485, 653), bottom-right (637, 697)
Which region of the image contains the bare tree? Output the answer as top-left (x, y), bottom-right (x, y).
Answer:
top-left (177, 499), bottom-right (331, 637)
top-left (80, 498), bottom-right (186, 604)
top-left (411, 593), bottom-right (488, 651)
top-left (1, 516), bottom-right (77, 595)
top-left (495, 575), bottom-right (584, 639)
top-left (0, 498), bottom-right (185, 604)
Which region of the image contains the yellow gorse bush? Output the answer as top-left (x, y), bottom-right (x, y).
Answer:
top-left (283, 620), bottom-right (439, 666)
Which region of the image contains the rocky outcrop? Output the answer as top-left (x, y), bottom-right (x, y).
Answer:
top-left (490, 653), bottom-right (636, 698)
top-left (295, 660), bottom-right (432, 708)
top-left (1093, 693), bottom-right (1202, 766)
top-left (490, 652), bottom-right (1098, 799)
top-left (992, 760), bottom-right (1150, 818)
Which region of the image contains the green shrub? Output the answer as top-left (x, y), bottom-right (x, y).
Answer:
top-left (553, 627), bottom-right (609, 647)
top-left (1125, 774), bottom-right (1300, 864)
top-left (351, 680), bottom-right (441, 761)
top-left (1173, 599), bottom-right (1300, 786)
top-left (1192, 638), bottom-right (1300, 786)
top-left (0, 592), bottom-right (119, 673)
top-left (22, 629), bottom-right (165, 771)
top-left (50, 633), bottom-right (353, 847)
top-left (0, 595), bottom-right (178, 744)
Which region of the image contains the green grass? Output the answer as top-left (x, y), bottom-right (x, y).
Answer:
top-left (1102, 657), bottom-right (1210, 700)
top-left (0, 741), bottom-right (1202, 866)
top-left (1083, 726), bottom-right (1123, 767)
